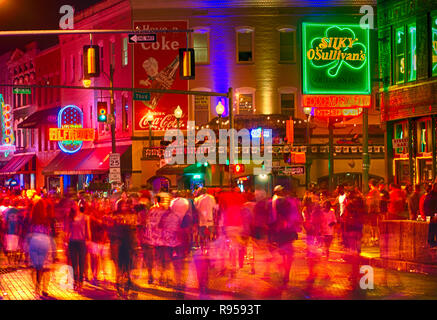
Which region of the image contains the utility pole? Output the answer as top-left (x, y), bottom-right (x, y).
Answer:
top-left (328, 118), bottom-right (334, 193)
top-left (228, 87), bottom-right (234, 188)
top-left (362, 107), bottom-right (370, 193)
top-left (109, 62), bottom-right (116, 154)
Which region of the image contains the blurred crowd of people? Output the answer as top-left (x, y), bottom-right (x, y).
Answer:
top-left (0, 179), bottom-right (436, 299)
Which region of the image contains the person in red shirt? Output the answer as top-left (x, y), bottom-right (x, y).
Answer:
top-left (217, 187), bottom-right (246, 279)
top-left (388, 184), bottom-right (407, 220)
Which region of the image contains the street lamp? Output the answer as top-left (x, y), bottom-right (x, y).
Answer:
top-left (216, 101), bottom-right (225, 187)
top-left (146, 112), bottom-right (154, 147)
top-left (174, 105), bottom-right (182, 129)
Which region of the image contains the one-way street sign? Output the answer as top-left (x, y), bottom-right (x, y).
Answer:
top-left (128, 33), bottom-right (156, 44)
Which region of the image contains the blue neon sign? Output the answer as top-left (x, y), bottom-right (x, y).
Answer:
top-left (57, 105), bottom-right (84, 154)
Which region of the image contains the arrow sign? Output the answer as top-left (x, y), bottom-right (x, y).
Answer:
top-left (128, 33), bottom-right (156, 44)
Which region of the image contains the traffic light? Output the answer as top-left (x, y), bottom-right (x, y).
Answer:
top-left (232, 164), bottom-right (245, 174)
top-left (83, 45), bottom-right (100, 78)
top-left (179, 48), bottom-right (195, 80)
top-left (97, 102), bottom-right (107, 122)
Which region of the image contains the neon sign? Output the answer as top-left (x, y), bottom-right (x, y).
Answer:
top-left (431, 12), bottom-right (437, 76)
top-left (302, 23), bottom-right (370, 95)
top-left (314, 108), bottom-right (363, 118)
top-left (56, 105), bottom-right (94, 154)
top-left (303, 95), bottom-right (370, 109)
top-left (0, 94), bottom-right (14, 146)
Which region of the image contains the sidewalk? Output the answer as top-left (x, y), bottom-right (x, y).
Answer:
top-left (1, 237), bottom-right (437, 300)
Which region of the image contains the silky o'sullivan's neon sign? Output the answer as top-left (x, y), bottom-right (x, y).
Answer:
top-left (302, 23), bottom-right (370, 95)
top-left (49, 105), bottom-right (95, 154)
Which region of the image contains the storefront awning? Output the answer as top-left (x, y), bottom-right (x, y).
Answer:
top-left (18, 106), bottom-right (60, 129)
top-left (0, 154), bottom-right (35, 175)
top-left (156, 164), bottom-right (189, 176)
top-left (42, 145), bottom-right (132, 176)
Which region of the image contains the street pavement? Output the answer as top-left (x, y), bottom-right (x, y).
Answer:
top-left (1, 236), bottom-right (437, 300)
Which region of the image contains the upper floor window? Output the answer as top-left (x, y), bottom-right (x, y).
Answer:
top-left (431, 11), bottom-right (437, 77)
top-left (236, 87), bottom-right (256, 115)
top-left (71, 55), bottom-right (75, 83)
top-left (122, 38), bottom-right (129, 67)
top-left (236, 27), bottom-right (254, 63)
top-left (193, 28), bottom-right (209, 64)
top-left (393, 21), bottom-right (416, 84)
top-left (278, 27), bottom-right (296, 63)
top-left (281, 93), bottom-right (295, 117)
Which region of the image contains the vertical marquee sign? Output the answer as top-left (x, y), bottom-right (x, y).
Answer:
top-left (49, 105), bottom-right (95, 154)
top-left (302, 22), bottom-right (371, 95)
top-left (0, 94), bottom-right (14, 146)
top-left (133, 21), bottom-right (189, 132)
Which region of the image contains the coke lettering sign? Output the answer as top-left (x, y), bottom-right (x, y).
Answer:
top-left (134, 21), bottom-right (188, 132)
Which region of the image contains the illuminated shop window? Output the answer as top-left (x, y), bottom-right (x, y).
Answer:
top-left (278, 28), bottom-right (296, 63)
top-left (431, 11), bottom-right (437, 77)
top-left (280, 93), bottom-right (295, 117)
top-left (394, 122), bottom-right (407, 154)
top-left (236, 27), bottom-right (254, 62)
top-left (417, 119), bottom-right (432, 153)
top-left (394, 26), bottom-right (405, 84)
top-left (193, 28), bottom-right (209, 64)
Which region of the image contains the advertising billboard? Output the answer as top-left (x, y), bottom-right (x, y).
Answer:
top-left (133, 21), bottom-right (188, 132)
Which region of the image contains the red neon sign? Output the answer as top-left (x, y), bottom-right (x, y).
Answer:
top-left (303, 95), bottom-right (370, 109)
top-left (314, 108), bottom-right (363, 117)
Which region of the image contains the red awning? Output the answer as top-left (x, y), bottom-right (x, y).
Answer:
top-left (42, 145), bottom-right (131, 176)
top-left (0, 154), bottom-right (35, 175)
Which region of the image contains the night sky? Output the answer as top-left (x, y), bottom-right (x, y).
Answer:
top-left (0, 0), bottom-right (102, 55)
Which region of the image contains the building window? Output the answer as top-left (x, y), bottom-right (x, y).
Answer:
top-left (236, 27), bottom-right (254, 62)
top-left (71, 55), bottom-right (75, 83)
top-left (431, 11), bottom-right (437, 77)
top-left (122, 95), bottom-right (129, 131)
top-left (194, 95), bottom-right (210, 126)
top-left (99, 42), bottom-right (105, 73)
top-left (278, 28), bottom-right (296, 63)
top-left (280, 93), bottom-right (295, 117)
top-left (63, 58), bottom-right (67, 84)
top-left (238, 94), bottom-right (254, 115)
top-left (122, 38), bottom-right (128, 67)
top-left (193, 28), bottom-right (209, 64)
top-left (394, 26), bottom-right (405, 84)
top-left (393, 21), bottom-right (416, 84)
top-left (394, 122), bottom-right (408, 154)
top-left (407, 22), bottom-right (416, 82)
top-left (417, 119), bottom-right (432, 153)
top-left (79, 52), bottom-right (83, 80)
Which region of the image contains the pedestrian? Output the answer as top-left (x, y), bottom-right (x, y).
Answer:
top-left (26, 199), bottom-right (56, 298)
top-left (271, 196), bottom-right (301, 289)
top-left (3, 198), bottom-right (24, 267)
top-left (321, 200), bottom-right (337, 260)
top-left (160, 195), bottom-right (188, 291)
top-left (388, 184), bottom-right (406, 220)
top-left (194, 188), bottom-right (216, 254)
top-left (366, 178), bottom-right (381, 245)
top-left (146, 195), bottom-right (168, 285)
top-left (407, 184), bottom-right (422, 221)
top-left (378, 182), bottom-right (389, 220)
top-left (89, 199), bottom-right (107, 285)
top-left (342, 190), bottom-right (366, 292)
top-left (424, 183), bottom-right (437, 247)
top-left (65, 201), bottom-right (90, 292)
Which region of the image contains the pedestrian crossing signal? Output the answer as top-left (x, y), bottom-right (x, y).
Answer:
top-left (83, 45), bottom-right (100, 78)
top-left (97, 102), bottom-right (107, 122)
top-left (179, 48), bottom-right (195, 80)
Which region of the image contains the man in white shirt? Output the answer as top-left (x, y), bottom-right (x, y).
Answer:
top-left (194, 188), bottom-right (216, 251)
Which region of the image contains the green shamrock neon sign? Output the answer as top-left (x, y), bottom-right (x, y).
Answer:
top-left (306, 26), bottom-right (367, 78)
